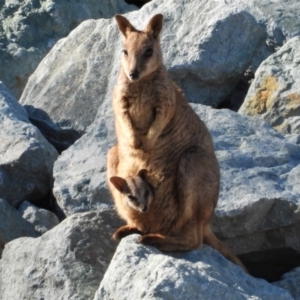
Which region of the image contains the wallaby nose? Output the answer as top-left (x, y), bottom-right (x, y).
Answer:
top-left (129, 70), bottom-right (139, 80)
top-left (141, 204), bottom-right (147, 212)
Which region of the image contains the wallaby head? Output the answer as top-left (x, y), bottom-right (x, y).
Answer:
top-left (110, 169), bottom-right (154, 213)
top-left (115, 14), bottom-right (164, 82)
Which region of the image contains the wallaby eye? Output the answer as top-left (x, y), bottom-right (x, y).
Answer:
top-left (145, 190), bottom-right (149, 197)
top-left (144, 48), bottom-right (153, 58)
top-left (122, 49), bottom-right (128, 56)
top-left (128, 195), bottom-right (137, 201)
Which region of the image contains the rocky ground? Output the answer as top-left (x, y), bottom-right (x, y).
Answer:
top-left (0, 0), bottom-right (136, 99)
top-left (0, 0), bottom-right (300, 299)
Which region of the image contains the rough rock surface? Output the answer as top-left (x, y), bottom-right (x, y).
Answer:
top-left (96, 234), bottom-right (292, 300)
top-left (239, 37), bottom-right (300, 135)
top-left (53, 107), bottom-right (115, 216)
top-left (18, 201), bottom-right (60, 235)
top-left (274, 267), bottom-right (300, 300)
top-left (0, 199), bottom-right (39, 258)
top-left (0, 82), bottom-right (58, 207)
top-left (220, 0), bottom-right (300, 48)
top-left (190, 105), bottom-right (300, 258)
top-left (0, 208), bottom-right (123, 300)
top-left (20, 0), bottom-right (266, 149)
top-left (213, 0), bottom-right (300, 111)
top-left (0, 0), bottom-right (136, 99)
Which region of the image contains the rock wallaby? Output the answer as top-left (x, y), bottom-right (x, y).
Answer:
top-left (107, 13), bottom-right (248, 273)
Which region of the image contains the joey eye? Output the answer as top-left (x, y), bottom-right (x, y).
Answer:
top-left (122, 49), bottom-right (128, 56)
top-left (144, 48), bottom-right (153, 58)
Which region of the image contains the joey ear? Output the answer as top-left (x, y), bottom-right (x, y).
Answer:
top-left (145, 14), bottom-right (163, 39)
top-left (110, 176), bottom-right (126, 192)
top-left (115, 14), bottom-right (137, 37)
top-left (137, 169), bottom-right (148, 180)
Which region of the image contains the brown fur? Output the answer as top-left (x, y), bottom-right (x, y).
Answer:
top-left (107, 14), bottom-right (247, 273)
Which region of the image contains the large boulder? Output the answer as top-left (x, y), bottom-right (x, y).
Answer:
top-left (193, 104), bottom-right (300, 255)
top-left (239, 37), bottom-right (300, 135)
top-left (96, 234), bottom-right (292, 300)
top-left (0, 199), bottom-right (39, 258)
top-left (0, 82), bottom-right (58, 207)
top-left (0, 0), bottom-right (136, 99)
top-left (20, 0), bottom-right (266, 150)
top-left (0, 208), bottom-right (123, 300)
top-left (194, 104), bottom-right (300, 280)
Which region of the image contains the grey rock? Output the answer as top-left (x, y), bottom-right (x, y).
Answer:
top-left (212, 0), bottom-right (300, 111)
top-left (53, 105), bottom-right (115, 217)
top-left (157, 2), bottom-right (266, 106)
top-left (96, 234), bottom-right (292, 300)
top-left (239, 37), bottom-right (300, 135)
top-left (20, 0), bottom-right (266, 148)
top-left (190, 104), bottom-right (300, 257)
top-left (0, 0), bottom-right (136, 99)
top-left (0, 208), bottom-right (123, 300)
top-left (18, 201), bottom-right (60, 235)
top-left (285, 133), bottom-right (300, 146)
top-left (21, 18), bottom-right (118, 151)
top-left (0, 82), bottom-right (58, 207)
top-left (219, 0), bottom-right (300, 48)
top-left (274, 267), bottom-right (300, 300)
top-left (0, 199), bottom-right (39, 258)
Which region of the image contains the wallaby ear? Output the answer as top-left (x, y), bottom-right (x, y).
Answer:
top-left (115, 14), bottom-right (137, 37)
top-left (110, 176), bottom-right (126, 192)
top-left (137, 169), bottom-right (148, 180)
top-left (145, 14), bottom-right (163, 39)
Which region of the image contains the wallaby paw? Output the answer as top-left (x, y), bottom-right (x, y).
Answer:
top-left (112, 227), bottom-right (142, 241)
top-left (138, 234), bottom-right (162, 247)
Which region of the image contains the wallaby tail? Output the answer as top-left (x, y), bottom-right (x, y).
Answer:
top-left (203, 225), bottom-right (249, 274)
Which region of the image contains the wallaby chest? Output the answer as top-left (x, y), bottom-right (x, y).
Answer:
top-left (119, 83), bottom-right (162, 134)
